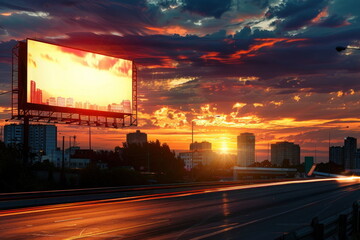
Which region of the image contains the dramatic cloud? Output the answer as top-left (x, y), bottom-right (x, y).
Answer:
top-left (0, 0), bottom-right (359, 161)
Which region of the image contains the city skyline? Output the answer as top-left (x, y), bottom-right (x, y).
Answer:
top-left (29, 80), bottom-right (132, 113)
top-left (0, 1), bottom-right (359, 162)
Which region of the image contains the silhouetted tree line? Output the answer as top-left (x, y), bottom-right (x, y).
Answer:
top-left (0, 141), bottom-right (50, 192)
top-left (122, 140), bottom-right (185, 181)
top-left (248, 160), bottom-right (273, 168)
top-left (0, 139), bottom-right (185, 192)
top-left (79, 140), bottom-right (185, 186)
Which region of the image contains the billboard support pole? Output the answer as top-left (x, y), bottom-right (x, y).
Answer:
top-left (132, 63), bottom-right (138, 126)
top-left (23, 116), bottom-right (29, 165)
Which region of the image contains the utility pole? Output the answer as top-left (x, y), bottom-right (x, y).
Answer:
top-left (61, 135), bottom-right (66, 186)
top-left (89, 126), bottom-right (92, 150)
top-left (23, 116), bottom-right (29, 165)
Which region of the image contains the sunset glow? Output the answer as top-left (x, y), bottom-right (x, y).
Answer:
top-left (0, 0), bottom-right (359, 163)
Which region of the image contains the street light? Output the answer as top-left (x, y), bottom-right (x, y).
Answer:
top-left (336, 46), bottom-right (360, 52)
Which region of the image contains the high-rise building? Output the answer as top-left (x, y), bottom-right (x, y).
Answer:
top-left (48, 97), bottom-right (56, 106)
top-left (110, 103), bottom-right (123, 112)
top-left (126, 130), bottom-right (147, 145)
top-left (237, 132), bottom-right (255, 167)
top-left (190, 141), bottom-right (212, 151)
top-left (4, 124), bottom-right (57, 161)
top-left (122, 100), bottom-right (131, 113)
top-left (34, 89), bottom-right (42, 104)
top-left (75, 101), bottom-right (83, 109)
top-left (271, 141), bottom-right (300, 167)
top-left (66, 98), bottom-right (74, 108)
top-left (329, 146), bottom-right (344, 165)
top-left (3, 124), bottom-right (23, 145)
top-left (29, 124), bottom-right (57, 158)
top-left (30, 80), bottom-right (36, 103)
top-left (344, 137), bottom-right (357, 169)
top-left (57, 97), bottom-right (65, 107)
top-left (84, 101), bottom-right (90, 109)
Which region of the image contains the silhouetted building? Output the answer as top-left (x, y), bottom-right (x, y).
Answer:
top-left (4, 124), bottom-right (57, 161)
top-left (4, 124), bottom-right (23, 145)
top-left (237, 132), bottom-right (255, 167)
top-left (344, 137), bottom-right (357, 169)
top-left (190, 141), bottom-right (212, 151)
top-left (126, 130), bottom-right (147, 145)
top-left (329, 146), bottom-right (344, 165)
top-left (271, 141), bottom-right (300, 167)
top-left (356, 149), bottom-right (360, 169)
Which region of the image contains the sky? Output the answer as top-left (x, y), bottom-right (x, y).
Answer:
top-left (0, 0), bottom-right (360, 162)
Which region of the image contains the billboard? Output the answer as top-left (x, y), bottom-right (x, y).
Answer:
top-left (26, 39), bottom-right (133, 114)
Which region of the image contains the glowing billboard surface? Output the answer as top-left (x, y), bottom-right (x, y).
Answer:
top-left (27, 39), bottom-right (133, 114)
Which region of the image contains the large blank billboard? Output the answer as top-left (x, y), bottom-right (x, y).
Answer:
top-left (26, 39), bottom-right (133, 114)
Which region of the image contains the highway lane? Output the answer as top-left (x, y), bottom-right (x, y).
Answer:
top-left (0, 178), bottom-right (360, 240)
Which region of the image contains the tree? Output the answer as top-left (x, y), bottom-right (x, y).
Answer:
top-left (122, 140), bottom-right (184, 182)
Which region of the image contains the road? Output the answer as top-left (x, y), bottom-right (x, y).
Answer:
top-left (1, 178), bottom-right (360, 240)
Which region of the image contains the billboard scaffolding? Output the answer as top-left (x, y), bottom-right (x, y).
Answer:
top-left (12, 40), bottom-right (137, 128)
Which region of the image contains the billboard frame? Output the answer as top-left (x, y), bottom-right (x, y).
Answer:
top-left (12, 40), bottom-right (137, 128)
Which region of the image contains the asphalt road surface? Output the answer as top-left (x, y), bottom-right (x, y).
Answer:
top-left (1, 178), bottom-right (360, 240)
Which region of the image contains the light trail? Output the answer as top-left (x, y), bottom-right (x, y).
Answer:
top-left (0, 177), bottom-right (358, 218)
top-left (63, 220), bottom-right (169, 240)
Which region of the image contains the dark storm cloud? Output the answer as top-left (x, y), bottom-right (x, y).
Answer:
top-left (318, 15), bottom-right (350, 28)
top-left (39, 26), bottom-right (359, 98)
top-left (183, 0), bottom-right (231, 18)
top-left (0, 0), bottom-right (359, 124)
top-left (0, 0), bottom-right (152, 40)
top-left (267, 0), bottom-right (329, 31)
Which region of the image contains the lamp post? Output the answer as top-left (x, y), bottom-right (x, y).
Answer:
top-left (191, 120), bottom-right (195, 173)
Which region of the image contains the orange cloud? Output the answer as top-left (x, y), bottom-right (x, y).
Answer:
top-left (199, 38), bottom-right (308, 63)
top-left (311, 7), bottom-right (329, 23)
top-left (200, 52), bottom-right (223, 61)
top-left (1, 12), bottom-right (12, 16)
top-left (146, 58), bottom-right (179, 69)
top-left (145, 26), bottom-right (189, 36)
top-left (230, 38), bottom-right (308, 60)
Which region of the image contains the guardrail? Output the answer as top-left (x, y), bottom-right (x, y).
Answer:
top-left (276, 201), bottom-right (360, 240)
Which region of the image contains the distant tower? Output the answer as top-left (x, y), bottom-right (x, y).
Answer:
top-left (126, 130), bottom-right (147, 145)
top-left (237, 133), bottom-right (255, 167)
top-left (344, 137), bottom-right (357, 169)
